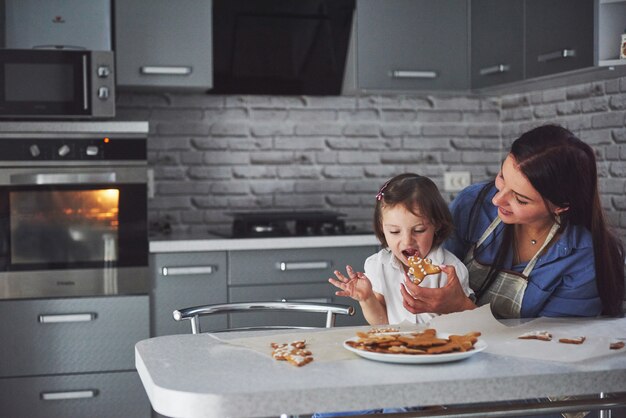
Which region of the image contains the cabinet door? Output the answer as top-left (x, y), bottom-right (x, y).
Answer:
top-left (0, 296), bottom-right (149, 377)
top-left (114, 0), bottom-right (213, 89)
top-left (525, 0), bottom-right (594, 78)
top-left (229, 246), bottom-right (377, 286)
top-left (471, 0), bottom-right (524, 88)
top-left (0, 371), bottom-right (150, 418)
top-left (152, 252), bottom-right (228, 336)
top-left (356, 0), bottom-right (468, 91)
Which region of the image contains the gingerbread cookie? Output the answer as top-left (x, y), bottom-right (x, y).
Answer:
top-left (518, 330), bottom-right (552, 341)
top-left (346, 328), bottom-right (481, 355)
top-left (558, 336), bottom-right (586, 345)
top-left (407, 256), bottom-right (441, 284)
top-left (610, 340), bottom-right (625, 350)
top-left (270, 340), bottom-right (314, 366)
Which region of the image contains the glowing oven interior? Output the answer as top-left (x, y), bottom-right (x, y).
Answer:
top-left (10, 189), bottom-right (120, 265)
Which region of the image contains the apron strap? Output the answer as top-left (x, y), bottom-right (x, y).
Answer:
top-left (476, 217), bottom-right (502, 248)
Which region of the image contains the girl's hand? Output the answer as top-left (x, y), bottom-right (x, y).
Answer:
top-left (400, 264), bottom-right (476, 314)
top-left (328, 265), bottom-right (373, 302)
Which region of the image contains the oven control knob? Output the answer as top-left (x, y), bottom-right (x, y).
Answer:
top-left (97, 66), bottom-right (111, 78)
top-left (98, 87), bottom-right (109, 100)
top-left (29, 144), bottom-right (40, 157)
top-left (86, 146), bottom-right (99, 156)
top-left (58, 145), bottom-right (70, 157)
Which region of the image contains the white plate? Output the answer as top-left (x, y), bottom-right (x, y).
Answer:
top-left (343, 333), bottom-right (487, 364)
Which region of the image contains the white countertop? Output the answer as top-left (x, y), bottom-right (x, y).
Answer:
top-left (149, 233), bottom-right (379, 252)
top-left (136, 317), bottom-right (626, 418)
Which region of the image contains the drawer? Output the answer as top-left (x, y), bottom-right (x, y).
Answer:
top-left (152, 252), bottom-right (228, 336)
top-left (229, 246), bottom-right (377, 286)
top-left (0, 295), bottom-right (149, 377)
top-left (0, 370), bottom-right (150, 418)
top-left (229, 282), bottom-right (367, 328)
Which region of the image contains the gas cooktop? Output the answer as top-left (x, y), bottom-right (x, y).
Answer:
top-left (228, 210), bottom-right (356, 238)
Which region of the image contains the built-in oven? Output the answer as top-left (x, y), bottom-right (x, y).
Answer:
top-left (0, 122), bottom-right (148, 299)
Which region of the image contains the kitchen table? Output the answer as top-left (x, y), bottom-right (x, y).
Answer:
top-left (135, 314), bottom-right (626, 418)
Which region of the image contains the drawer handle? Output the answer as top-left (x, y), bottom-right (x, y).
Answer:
top-left (479, 64), bottom-right (511, 76)
top-left (277, 261), bottom-right (331, 271)
top-left (38, 313), bottom-right (96, 323)
top-left (162, 265), bottom-right (215, 276)
top-left (140, 66), bottom-right (192, 75)
top-left (537, 49), bottom-right (576, 63)
top-left (389, 70), bottom-right (438, 79)
top-left (41, 390), bottom-right (98, 401)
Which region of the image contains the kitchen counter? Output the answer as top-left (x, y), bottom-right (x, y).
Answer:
top-left (136, 316), bottom-right (626, 418)
top-left (149, 233), bottom-right (379, 253)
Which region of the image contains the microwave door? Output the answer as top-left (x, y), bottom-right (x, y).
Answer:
top-left (0, 49), bottom-right (90, 117)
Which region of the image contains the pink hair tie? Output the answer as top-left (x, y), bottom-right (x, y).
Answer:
top-left (376, 180), bottom-right (390, 201)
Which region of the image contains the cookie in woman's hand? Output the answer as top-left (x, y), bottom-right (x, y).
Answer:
top-left (407, 256), bottom-right (441, 284)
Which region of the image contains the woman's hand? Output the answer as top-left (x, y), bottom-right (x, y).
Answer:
top-left (329, 265), bottom-right (374, 302)
top-left (400, 264), bottom-right (476, 314)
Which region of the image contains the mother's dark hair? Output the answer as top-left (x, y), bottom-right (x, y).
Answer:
top-left (512, 124), bottom-right (624, 316)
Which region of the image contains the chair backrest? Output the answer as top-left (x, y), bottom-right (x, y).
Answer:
top-left (173, 300), bottom-right (355, 334)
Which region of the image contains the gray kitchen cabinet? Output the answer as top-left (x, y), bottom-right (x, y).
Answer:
top-left (228, 246), bottom-right (377, 327)
top-left (0, 372), bottom-right (147, 418)
top-left (354, 0), bottom-right (469, 92)
top-left (151, 251), bottom-right (228, 336)
top-left (524, 0), bottom-right (594, 79)
top-left (471, 0), bottom-right (524, 88)
top-left (0, 295), bottom-right (150, 418)
top-left (114, 0), bottom-right (213, 90)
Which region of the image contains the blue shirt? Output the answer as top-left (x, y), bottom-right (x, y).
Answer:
top-left (444, 182), bottom-right (601, 318)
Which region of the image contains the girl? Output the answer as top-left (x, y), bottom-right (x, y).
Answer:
top-left (329, 173), bottom-right (473, 325)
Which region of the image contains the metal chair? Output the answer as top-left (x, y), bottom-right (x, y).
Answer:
top-left (173, 300), bottom-right (355, 334)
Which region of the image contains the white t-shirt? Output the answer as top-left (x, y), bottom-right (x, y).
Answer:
top-left (364, 245), bottom-right (472, 324)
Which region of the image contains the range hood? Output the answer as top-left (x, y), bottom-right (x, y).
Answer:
top-left (211, 0), bottom-right (355, 96)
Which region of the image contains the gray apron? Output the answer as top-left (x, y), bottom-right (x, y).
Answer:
top-left (464, 217), bottom-right (559, 319)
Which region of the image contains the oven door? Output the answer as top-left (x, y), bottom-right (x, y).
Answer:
top-left (0, 167), bottom-right (148, 299)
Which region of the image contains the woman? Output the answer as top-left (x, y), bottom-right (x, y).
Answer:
top-left (401, 124), bottom-right (624, 318)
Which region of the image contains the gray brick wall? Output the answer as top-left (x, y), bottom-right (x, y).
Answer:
top-left (116, 75), bottom-right (626, 241)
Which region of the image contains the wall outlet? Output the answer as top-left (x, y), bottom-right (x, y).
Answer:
top-left (444, 171), bottom-right (471, 192)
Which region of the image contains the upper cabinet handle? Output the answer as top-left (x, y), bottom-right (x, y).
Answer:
top-left (537, 49), bottom-right (576, 63)
top-left (162, 266), bottom-right (215, 276)
top-left (479, 64), bottom-right (511, 76)
top-left (140, 66), bottom-right (193, 75)
top-left (389, 70), bottom-right (438, 79)
top-left (277, 261), bottom-right (331, 271)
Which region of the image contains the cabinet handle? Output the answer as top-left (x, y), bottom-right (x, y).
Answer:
top-left (41, 390), bottom-right (98, 401)
top-left (162, 265), bottom-right (215, 276)
top-left (38, 313), bottom-right (96, 323)
top-left (479, 64), bottom-right (511, 76)
top-left (140, 66), bottom-right (192, 75)
top-left (277, 261), bottom-right (331, 271)
top-left (537, 49), bottom-right (576, 63)
top-left (389, 70), bottom-right (438, 79)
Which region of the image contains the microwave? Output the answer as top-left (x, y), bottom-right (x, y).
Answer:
top-left (0, 49), bottom-right (115, 119)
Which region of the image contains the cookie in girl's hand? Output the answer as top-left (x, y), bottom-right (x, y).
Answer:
top-left (407, 256), bottom-right (441, 284)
